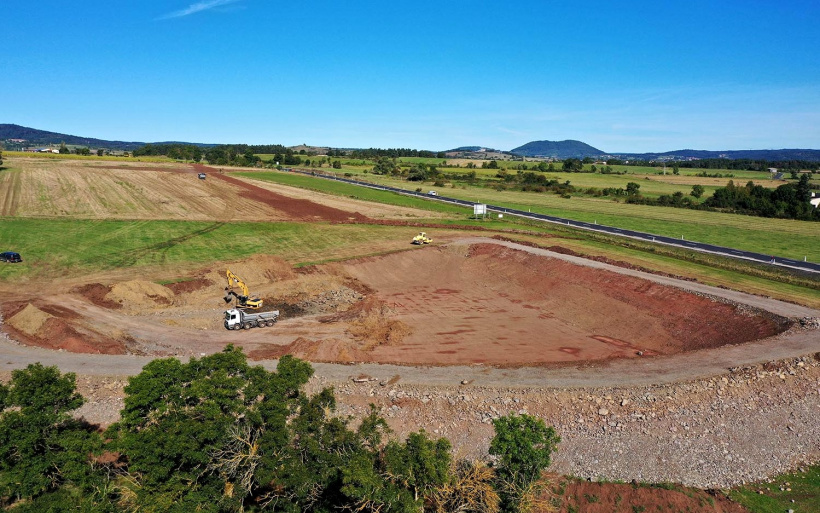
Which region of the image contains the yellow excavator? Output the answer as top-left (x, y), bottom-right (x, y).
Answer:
top-left (224, 269), bottom-right (263, 309)
top-left (412, 232), bottom-right (432, 245)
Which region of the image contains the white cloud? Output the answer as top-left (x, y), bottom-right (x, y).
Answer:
top-left (158, 0), bottom-right (241, 20)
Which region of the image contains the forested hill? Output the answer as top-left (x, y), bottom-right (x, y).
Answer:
top-left (0, 124), bottom-right (213, 151)
top-left (511, 140), bottom-right (605, 158)
top-left (616, 149), bottom-right (820, 161)
top-left (510, 139), bottom-right (820, 161)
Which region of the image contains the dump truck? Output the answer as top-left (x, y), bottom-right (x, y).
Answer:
top-left (412, 232), bottom-right (432, 245)
top-left (224, 308), bottom-right (280, 330)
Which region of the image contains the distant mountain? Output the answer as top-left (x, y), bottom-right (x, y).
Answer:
top-left (613, 149), bottom-right (820, 162)
top-left (0, 124), bottom-right (214, 151)
top-left (447, 146), bottom-right (506, 153)
top-left (511, 140), bottom-right (605, 158)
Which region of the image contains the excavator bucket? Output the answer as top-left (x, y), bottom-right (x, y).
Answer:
top-left (224, 292), bottom-right (233, 303)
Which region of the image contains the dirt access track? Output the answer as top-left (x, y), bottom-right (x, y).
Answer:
top-left (1, 238), bottom-right (817, 388)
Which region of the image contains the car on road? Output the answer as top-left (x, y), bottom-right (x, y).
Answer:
top-left (0, 251), bottom-right (22, 263)
top-left (198, 173), bottom-right (206, 179)
top-left (427, 190), bottom-right (438, 196)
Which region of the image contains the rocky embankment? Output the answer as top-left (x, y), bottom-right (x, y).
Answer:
top-left (326, 353), bottom-right (820, 489)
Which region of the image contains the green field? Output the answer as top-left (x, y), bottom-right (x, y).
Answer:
top-left (0, 218), bottom-right (431, 280)
top-left (235, 171), bottom-right (468, 214)
top-left (730, 464), bottom-right (820, 513)
top-left (283, 160), bottom-right (797, 202)
top-left (236, 169), bottom-right (819, 263)
top-left (2, 213), bottom-right (817, 307)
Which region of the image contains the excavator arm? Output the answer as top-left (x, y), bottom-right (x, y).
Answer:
top-left (224, 269), bottom-right (263, 309)
top-left (226, 270), bottom-right (250, 297)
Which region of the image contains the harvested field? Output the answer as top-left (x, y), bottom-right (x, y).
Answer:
top-left (0, 158), bottom-right (437, 221)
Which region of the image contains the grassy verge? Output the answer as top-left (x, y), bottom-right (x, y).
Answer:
top-left (497, 230), bottom-right (820, 308)
top-left (234, 170), bottom-right (468, 214)
top-left (730, 464), bottom-right (819, 513)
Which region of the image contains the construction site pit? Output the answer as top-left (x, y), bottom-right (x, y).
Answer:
top-left (1, 242), bottom-right (790, 367)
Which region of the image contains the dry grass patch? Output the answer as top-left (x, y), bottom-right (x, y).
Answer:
top-left (344, 297), bottom-right (412, 350)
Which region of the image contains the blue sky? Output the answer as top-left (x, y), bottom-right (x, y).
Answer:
top-left (3, 0), bottom-right (819, 152)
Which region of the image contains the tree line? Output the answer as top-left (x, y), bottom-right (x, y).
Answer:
top-left (0, 347), bottom-right (559, 512)
top-left (133, 143), bottom-right (204, 161)
top-left (350, 148), bottom-right (446, 159)
top-left (624, 175), bottom-right (818, 221)
top-left (607, 158), bottom-right (820, 172)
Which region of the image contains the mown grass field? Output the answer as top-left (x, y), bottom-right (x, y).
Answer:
top-left (235, 171), bottom-right (468, 214)
top-left (0, 218), bottom-right (435, 280)
top-left (2, 214), bottom-right (817, 307)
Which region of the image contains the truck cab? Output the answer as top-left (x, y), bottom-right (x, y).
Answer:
top-left (224, 309), bottom-right (243, 330)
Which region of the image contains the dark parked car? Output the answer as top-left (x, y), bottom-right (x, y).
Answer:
top-left (0, 251), bottom-right (22, 263)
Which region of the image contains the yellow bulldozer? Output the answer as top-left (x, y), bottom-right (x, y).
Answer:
top-left (224, 269), bottom-right (263, 309)
top-left (412, 232), bottom-right (432, 245)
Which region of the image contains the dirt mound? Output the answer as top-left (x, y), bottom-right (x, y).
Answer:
top-left (6, 303), bottom-right (54, 336)
top-left (106, 280), bottom-right (175, 310)
top-left (216, 254), bottom-right (297, 287)
top-left (247, 336), bottom-right (374, 363)
top-left (267, 287), bottom-right (364, 319)
top-left (2, 301), bottom-right (128, 354)
top-left (37, 318), bottom-right (127, 355)
top-left (72, 283), bottom-right (122, 309)
top-left (319, 296), bottom-right (411, 350)
top-left (163, 277), bottom-right (211, 295)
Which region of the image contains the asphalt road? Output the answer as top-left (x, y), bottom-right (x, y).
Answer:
top-left (289, 168), bottom-right (820, 274)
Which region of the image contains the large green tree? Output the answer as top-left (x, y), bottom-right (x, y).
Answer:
top-left (1, 350), bottom-right (559, 512)
top-left (0, 364), bottom-right (106, 509)
top-left (490, 414), bottom-right (560, 512)
top-left (110, 346), bottom-right (314, 511)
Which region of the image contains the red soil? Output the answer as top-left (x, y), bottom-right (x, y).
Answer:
top-left (0, 243), bottom-right (789, 366)
top-left (163, 277), bottom-right (212, 294)
top-left (72, 283), bottom-right (122, 309)
top-left (341, 244), bottom-right (787, 366)
top-left (1, 300), bottom-right (127, 355)
top-left (192, 164), bottom-right (369, 222)
top-left (554, 478), bottom-right (750, 512)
